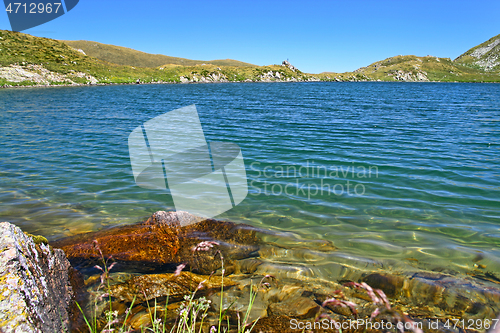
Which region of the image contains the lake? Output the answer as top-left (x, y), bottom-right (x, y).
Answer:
top-left (1, 82), bottom-right (499, 297)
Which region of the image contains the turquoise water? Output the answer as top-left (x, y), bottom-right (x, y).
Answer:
top-left (0, 82), bottom-right (499, 279)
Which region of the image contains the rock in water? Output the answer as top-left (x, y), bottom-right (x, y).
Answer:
top-left (109, 271), bottom-right (237, 302)
top-left (51, 211), bottom-right (260, 274)
top-left (0, 222), bottom-right (74, 333)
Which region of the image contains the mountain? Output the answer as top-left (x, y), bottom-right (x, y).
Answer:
top-left (454, 34), bottom-right (500, 72)
top-left (61, 40), bottom-right (255, 68)
top-left (0, 30), bottom-right (307, 86)
top-left (1, 29), bottom-right (499, 87)
top-left (317, 34), bottom-right (500, 82)
top-left (342, 54), bottom-right (500, 82)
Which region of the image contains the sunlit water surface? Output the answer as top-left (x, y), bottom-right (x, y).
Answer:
top-left (0, 82), bottom-right (499, 284)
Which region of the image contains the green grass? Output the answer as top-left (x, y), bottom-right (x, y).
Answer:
top-left (317, 54), bottom-right (500, 82)
top-left (454, 33), bottom-right (500, 71)
top-left (1, 29), bottom-right (499, 87)
top-left (62, 40), bottom-right (256, 68)
top-left (0, 29), bottom-right (308, 86)
top-left (76, 242), bottom-right (264, 333)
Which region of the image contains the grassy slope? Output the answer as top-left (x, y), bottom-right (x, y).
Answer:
top-left (1, 29), bottom-right (499, 87)
top-left (454, 33), bottom-right (500, 71)
top-left (62, 40), bottom-right (255, 68)
top-left (317, 54), bottom-right (499, 82)
top-left (345, 55), bottom-right (499, 82)
top-left (0, 30), bottom-right (307, 86)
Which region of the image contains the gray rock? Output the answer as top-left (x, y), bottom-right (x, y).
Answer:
top-left (390, 69), bottom-right (429, 82)
top-left (0, 222), bottom-right (73, 333)
top-left (281, 60), bottom-right (299, 72)
top-left (0, 64), bottom-right (98, 85)
top-left (146, 210), bottom-right (203, 227)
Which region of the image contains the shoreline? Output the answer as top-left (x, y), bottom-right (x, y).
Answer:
top-left (2, 212), bottom-right (500, 332)
top-left (2, 79), bottom-right (499, 90)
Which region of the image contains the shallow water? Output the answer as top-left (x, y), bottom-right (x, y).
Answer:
top-left (0, 82), bottom-right (499, 283)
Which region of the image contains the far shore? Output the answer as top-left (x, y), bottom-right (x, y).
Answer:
top-left (2, 79), bottom-right (498, 90)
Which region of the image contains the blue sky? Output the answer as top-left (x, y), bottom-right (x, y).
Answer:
top-left (1, 0), bottom-right (499, 73)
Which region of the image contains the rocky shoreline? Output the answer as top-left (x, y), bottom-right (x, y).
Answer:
top-left (2, 212), bottom-right (500, 332)
top-left (3, 58), bottom-right (497, 89)
top-left (4, 77), bottom-right (496, 90)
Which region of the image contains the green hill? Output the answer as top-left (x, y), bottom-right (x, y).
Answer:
top-left (316, 34), bottom-right (500, 82)
top-left (339, 54), bottom-right (500, 82)
top-left (61, 40), bottom-right (255, 68)
top-left (0, 30), bottom-right (307, 86)
top-left (454, 34), bottom-right (500, 72)
top-left (1, 29), bottom-right (499, 87)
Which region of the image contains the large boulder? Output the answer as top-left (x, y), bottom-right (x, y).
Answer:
top-left (51, 211), bottom-right (260, 275)
top-left (0, 222), bottom-right (74, 333)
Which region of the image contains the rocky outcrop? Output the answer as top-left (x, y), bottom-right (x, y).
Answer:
top-left (72, 48), bottom-right (87, 56)
top-left (281, 60), bottom-right (298, 72)
top-left (470, 37), bottom-right (500, 70)
top-left (0, 64), bottom-right (98, 85)
top-left (389, 69), bottom-right (429, 81)
top-left (178, 71), bottom-right (309, 83)
top-left (51, 211), bottom-right (260, 275)
top-left (454, 34), bottom-right (500, 71)
top-left (0, 222), bottom-right (74, 333)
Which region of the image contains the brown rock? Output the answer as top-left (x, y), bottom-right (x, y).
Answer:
top-left (268, 296), bottom-right (321, 319)
top-left (51, 211), bottom-right (259, 275)
top-left (300, 291), bottom-right (354, 317)
top-left (109, 271), bottom-right (236, 303)
top-left (67, 267), bottom-right (88, 332)
top-left (251, 315), bottom-right (376, 333)
top-left (362, 272), bottom-right (404, 298)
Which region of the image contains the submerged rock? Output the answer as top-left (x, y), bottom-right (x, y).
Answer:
top-left (0, 222), bottom-right (74, 333)
top-left (268, 296), bottom-right (320, 318)
top-left (51, 211), bottom-right (260, 274)
top-left (109, 271), bottom-right (236, 303)
top-left (48, 211), bottom-right (500, 332)
top-left (360, 270), bottom-right (500, 320)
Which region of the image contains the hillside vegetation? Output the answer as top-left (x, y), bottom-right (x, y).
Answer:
top-left (0, 29), bottom-right (499, 87)
top-left (330, 54), bottom-right (500, 82)
top-left (0, 30), bottom-right (311, 86)
top-left (454, 33), bottom-right (500, 71)
top-left (62, 40), bottom-right (255, 68)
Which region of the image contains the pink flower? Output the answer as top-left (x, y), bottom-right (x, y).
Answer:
top-left (341, 300), bottom-right (358, 315)
top-left (174, 263), bottom-right (186, 276)
top-left (196, 280), bottom-right (206, 290)
top-left (98, 292), bottom-right (109, 301)
top-left (322, 298), bottom-right (342, 307)
top-left (370, 308), bottom-right (380, 320)
top-left (192, 241), bottom-right (220, 252)
top-left (375, 289), bottom-right (390, 309)
top-left (108, 262), bottom-right (117, 272)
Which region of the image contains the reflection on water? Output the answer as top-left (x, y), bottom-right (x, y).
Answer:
top-left (0, 82), bottom-right (499, 291)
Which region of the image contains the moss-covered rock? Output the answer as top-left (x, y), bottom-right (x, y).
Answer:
top-left (0, 222), bottom-right (74, 333)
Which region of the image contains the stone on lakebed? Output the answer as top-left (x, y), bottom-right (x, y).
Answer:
top-left (51, 211), bottom-right (260, 275)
